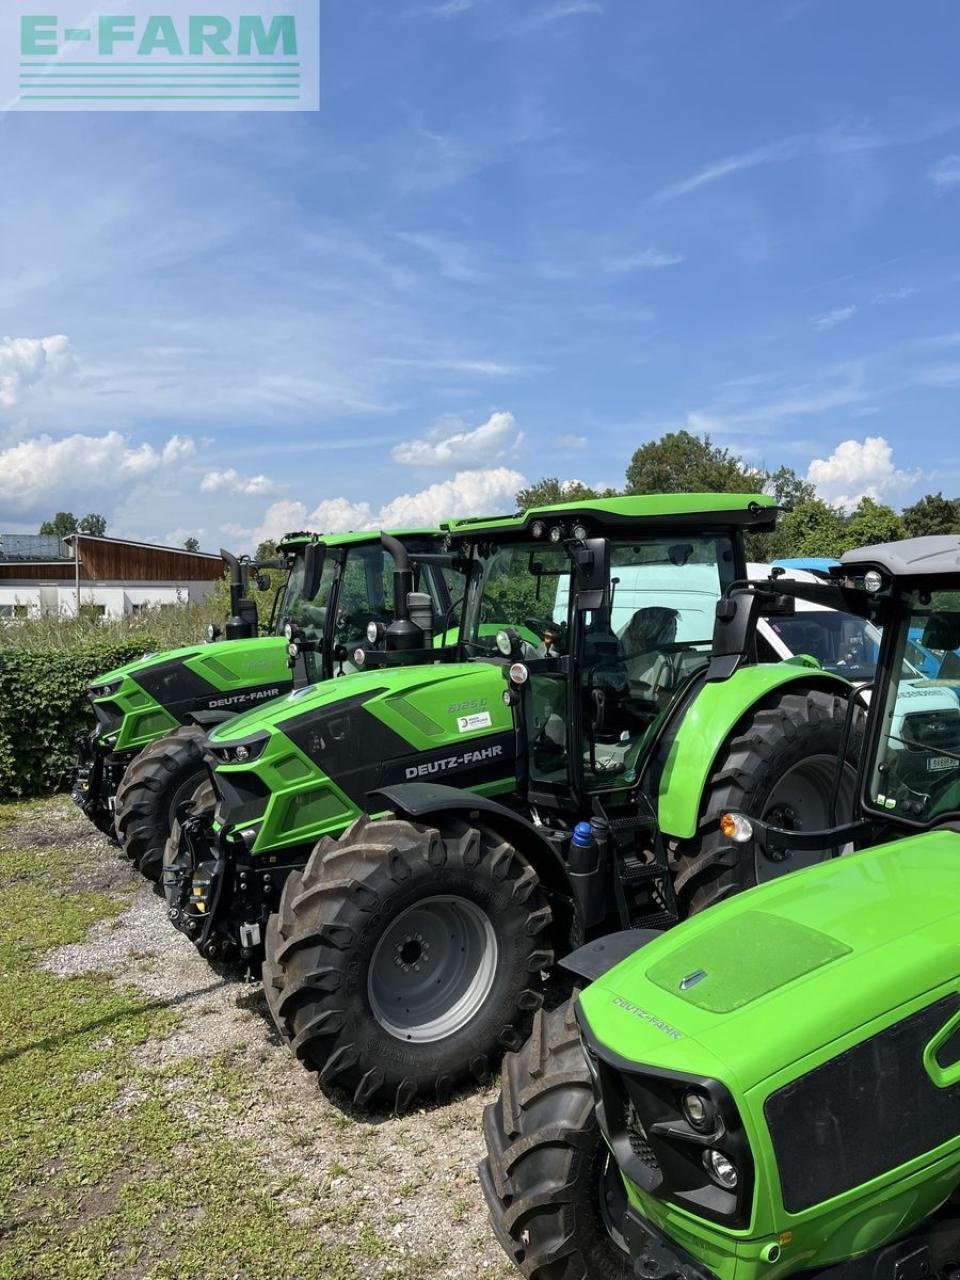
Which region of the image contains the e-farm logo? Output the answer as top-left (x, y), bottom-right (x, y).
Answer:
top-left (2, 1), bottom-right (319, 111)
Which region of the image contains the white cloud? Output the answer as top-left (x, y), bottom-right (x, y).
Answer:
top-left (0, 335), bottom-right (74, 408)
top-left (201, 467), bottom-right (280, 496)
top-left (379, 467), bottom-right (523, 526)
top-left (806, 436), bottom-right (920, 511)
top-left (812, 305), bottom-right (857, 331)
top-left (252, 466), bottom-right (524, 547)
top-left (930, 155), bottom-right (960, 189)
top-left (392, 410), bottom-right (522, 468)
top-left (603, 248), bottom-right (684, 274)
top-left (396, 231), bottom-right (488, 284)
top-left (649, 141), bottom-right (795, 205)
top-left (557, 434), bottom-right (586, 449)
top-left (0, 430), bottom-right (196, 515)
top-left (164, 526), bottom-right (206, 548)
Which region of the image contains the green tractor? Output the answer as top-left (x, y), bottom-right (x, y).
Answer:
top-left (171, 492), bottom-right (859, 1110)
top-left (481, 535), bottom-right (960, 1280)
top-left (71, 528), bottom-right (453, 880)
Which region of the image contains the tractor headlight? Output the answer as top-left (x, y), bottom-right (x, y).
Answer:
top-left (509, 662), bottom-right (529, 685)
top-left (93, 680), bottom-right (122, 699)
top-left (682, 1089), bottom-right (715, 1132)
top-left (211, 735), bottom-right (268, 765)
top-left (495, 630), bottom-right (512, 657)
top-left (573, 523), bottom-right (588, 542)
top-left (548, 525), bottom-right (563, 543)
top-left (863, 569), bottom-right (884, 593)
top-left (703, 1149), bottom-right (738, 1190)
top-left (366, 620), bottom-right (386, 646)
top-left (284, 621), bottom-right (295, 641)
top-left (531, 520), bottom-right (546, 538)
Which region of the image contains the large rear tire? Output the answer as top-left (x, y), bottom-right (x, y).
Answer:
top-left (262, 815), bottom-right (554, 1111)
top-left (672, 687), bottom-right (860, 916)
top-left (480, 1000), bottom-right (629, 1280)
top-left (114, 726), bottom-right (209, 882)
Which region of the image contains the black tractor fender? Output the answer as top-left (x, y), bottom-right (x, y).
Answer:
top-left (186, 709), bottom-right (236, 728)
top-left (369, 782), bottom-right (575, 904)
top-left (560, 929), bottom-right (663, 983)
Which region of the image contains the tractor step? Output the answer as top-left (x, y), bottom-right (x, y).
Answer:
top-left (614, 853), bottom-right (679, 931)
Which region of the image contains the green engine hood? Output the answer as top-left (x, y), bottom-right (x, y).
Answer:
top-left (580, 829), bottom-right (960, 1092)
top-left (209, 659), bottom-right (508, 744)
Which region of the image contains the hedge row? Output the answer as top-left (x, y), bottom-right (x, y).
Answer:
top-left (0, 640), bottom-right (160, 801)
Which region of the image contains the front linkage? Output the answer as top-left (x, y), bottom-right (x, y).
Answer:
top-left (163, 803), bottom-right (302, 966)
top-left (68, 729), bottom-right (130, 839)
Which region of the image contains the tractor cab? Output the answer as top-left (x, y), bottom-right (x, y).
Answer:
top-left (456, 499), bottom-right (774, 812)
top-left (733, 535), bottom-right (960, 853)
top-left (843, 538), bottom-right (960, 829)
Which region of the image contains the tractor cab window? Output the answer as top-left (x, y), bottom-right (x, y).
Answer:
top-left (463, 541), bottom-right (571, 656)
top-left (764, 611), bottom-right (881, 681)
top-left (336, 545), bottom-right (396, 654)
top-left (870, 593), bottom-right (960, 823)
top-left (578, 536), bottom-right (736, 791)
top-left (279, 551), bottom-right (336, 645)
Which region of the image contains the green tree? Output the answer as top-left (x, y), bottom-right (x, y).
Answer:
top-left (769, 499), bottom-right (848, 559)
top-left (625, 430), bottom-right (760, 495)
top-left (515, 478), bottom-right (600, 508)
top-left (902, 492), bottom-right (960, 538)
top-left (842, 497), bottom-right (905, 551)
top-left (765, 466), bottom-right (816, 510)
top-left (255, 538), bottom-right (279, 562)
top-left (183, 536), bottom-right (200, 552)
top-left (77, 513), bottom-right (107, 536)
top-left (39, 512), bottom-right (78, 537)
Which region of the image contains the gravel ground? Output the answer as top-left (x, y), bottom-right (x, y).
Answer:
top-left (17, 796), bottom-right (515, 1280)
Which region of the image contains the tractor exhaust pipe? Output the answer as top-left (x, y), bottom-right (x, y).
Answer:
top-left (220, 547), bottom-right (257, 641)
top-left (380, 533), bottom-right (426, 651)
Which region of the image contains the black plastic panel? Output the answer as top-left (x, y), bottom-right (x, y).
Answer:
top-left (765, 995), bottom-right (960, 1213)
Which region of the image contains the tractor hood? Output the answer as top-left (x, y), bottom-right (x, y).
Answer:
top-left (205, 660), bottom-right (517, 854)
top-left (579, 829), bottom-right (960, 1094)
top-left (209, 659), bottom-right (509, 743)
top-left (90, 640), bottom-right (209, 688)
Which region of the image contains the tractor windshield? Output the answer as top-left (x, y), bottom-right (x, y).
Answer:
top-left (277, 551), bottom-right (336, 645)
top-left (462, 541), bottom-right (571, 656)
top-left (869, 591), bottom-right (960, 823)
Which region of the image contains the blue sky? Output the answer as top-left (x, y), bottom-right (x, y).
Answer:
top-left (2, 0), bottom-right (960, 548)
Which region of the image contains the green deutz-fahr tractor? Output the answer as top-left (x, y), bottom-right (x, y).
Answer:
top-left (171, 492), bottom-right (859, 1111)
top-left (482, 535), bottom-right (960, 1280)
top-left (71, 528), bottom-right (453, 880)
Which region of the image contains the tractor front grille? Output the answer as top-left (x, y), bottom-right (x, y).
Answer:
top-left (765, 995), bottom-right (960, 1213)
top-left (211, 770), bottom-right (270, 828)
top-left (91, 698), bottom-right (123, 736)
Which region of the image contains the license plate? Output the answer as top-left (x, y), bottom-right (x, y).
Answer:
top-left (927, 756), bottom-right (955, 772)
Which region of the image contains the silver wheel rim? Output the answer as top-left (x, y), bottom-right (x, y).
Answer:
top-left (759, 755), bottom-right (856, 882)
top-left (367, 895), bottom-right (498, 1043)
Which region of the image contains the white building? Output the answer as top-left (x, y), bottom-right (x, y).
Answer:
top-left (0, 533), bottom-right (223, 620)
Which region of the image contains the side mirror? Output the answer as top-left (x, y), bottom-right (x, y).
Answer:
top-left (255, 572), bottom-right (271, 592)
top-left (302, 541), bottom-right (325, 603)
top-left (572, 538), bottom-right (610, 612)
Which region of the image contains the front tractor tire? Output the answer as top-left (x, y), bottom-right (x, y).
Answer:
top-left (262, 815), bottom-right (554, 1112)
top-left (480, 999), bottom-right (629, 1280)
top-left (673, 685), bottom-right (860, 916)
top-left (114, 725), bottom-right (209, 882)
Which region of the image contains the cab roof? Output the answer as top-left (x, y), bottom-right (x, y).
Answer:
top-left (276, 527), bottom-right (440, 552)
top-left (445, 492), bottom-right (777, 539)
top-left (841, 536), bottom-right (960, 580)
